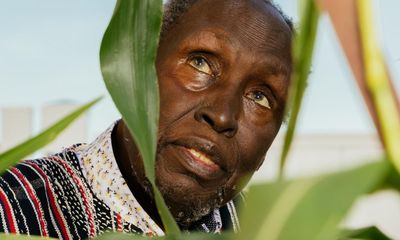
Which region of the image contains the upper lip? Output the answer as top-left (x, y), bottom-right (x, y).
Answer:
top-left (171, 137), bottom-right (228, 173)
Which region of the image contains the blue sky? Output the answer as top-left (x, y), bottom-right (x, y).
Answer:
top-left (0, 0), bottom-right (399, 140)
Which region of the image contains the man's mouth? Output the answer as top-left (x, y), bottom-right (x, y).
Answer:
top-left (187, 148), bottom-right (217, 167)
top-left (165, 142), bottom-right (226, 181)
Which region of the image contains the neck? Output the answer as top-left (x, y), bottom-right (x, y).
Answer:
top-left (111, 120), bottom-right (164, 230)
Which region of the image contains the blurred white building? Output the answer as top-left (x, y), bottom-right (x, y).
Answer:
top-left (41, 103), bottom-right (87, 155)
top-left (0, 104), bottom-right (88, 155)
top-left (1, 107), bottom-right (33, 151)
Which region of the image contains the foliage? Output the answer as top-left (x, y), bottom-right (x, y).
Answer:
top-left (339, 226), bottom-right (391, 240)
top-left (279, 0), bottom-right (320, 176)
top-left (238, 160), bottom-right (388, 240)
top-left (95, 232), bottom-right (233, 240)
top-left (0, 233), bottom-right (56, 240)
top-left (357, 0), bottom-right (400, 172)
top-left (99, 0), bottom-right (179, 234)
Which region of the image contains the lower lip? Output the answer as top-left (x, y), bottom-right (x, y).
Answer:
top-left (174, 146), bottom-right (223, 180)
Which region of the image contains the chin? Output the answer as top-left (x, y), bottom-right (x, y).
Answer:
top-left (155, 163), bottom-right (229, 226)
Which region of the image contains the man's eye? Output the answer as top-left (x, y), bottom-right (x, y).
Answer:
top-left (189, 56), bottom-right (212, 75)
top-left (246, 91), bottom-right (271, 109)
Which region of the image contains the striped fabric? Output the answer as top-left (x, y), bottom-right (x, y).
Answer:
top-left (0, 123), bottom-right (241, 239)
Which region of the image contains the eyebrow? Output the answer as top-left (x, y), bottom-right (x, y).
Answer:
top-left (179, 30), bottom-right (234, 55)
top-left (181, 30), bottom-right (292, 76)
top-left (202, 31), bottom-right (292, 75)
top-left (262, 56), bottom-right (292, 76)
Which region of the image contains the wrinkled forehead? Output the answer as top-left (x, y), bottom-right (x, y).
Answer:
top-left (163, 0), bottom-right (292, 73)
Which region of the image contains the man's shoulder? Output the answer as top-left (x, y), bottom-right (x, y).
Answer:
top-left (0, 145), bottom-right (90, 205)
top-left (1, 146), bottom-right (84, 184)
top-left (0, 147), bottom-right (96, 238)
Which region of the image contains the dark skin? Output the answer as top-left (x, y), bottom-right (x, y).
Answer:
top-left (113, 0), bottom-right (292, 229)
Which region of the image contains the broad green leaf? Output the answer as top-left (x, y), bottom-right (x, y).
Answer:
top-left (370, 161), bottom-right (400, 193)
top-left (238, 160), bottom-right (389, 240)
top-left (0, 97), bottom-right (101, 174)
top-left (357, 0), bottom-right (400, 173)
top-left (279, 0), bottom-right (320, 176)
top-left (95, 232), bottom-right (233, 240)
top-left (99, 0), bottom-right (179, 234)
top-left (339, 226), bottom-right (391, 240)
top-left (379, 163), bottom-right (400, 192)
top-left (100, 0), bottom-right (160, 184)
top-left (0, 234), bottom-right (56, 240)
top-left (94, 232), bottom-right (156, 240)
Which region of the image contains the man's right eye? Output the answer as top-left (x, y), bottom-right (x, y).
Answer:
top-left (188, 56), bottom-right (212, 75)
top-left (245, 91), bottom-right (271, 109)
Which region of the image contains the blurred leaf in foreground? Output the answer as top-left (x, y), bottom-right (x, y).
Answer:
top-left (377, 162), bottom-right (400, 192)
top-left (316, 0), bottom-right (400, 171)
top-left (279, 0), bottom-right (320, 175)
top-left (339, 226), bottom-right (391, 240)
top-left (95, 232), bottom-right (233, 240)
top-left (0, 234), bottom-right (56, 240)
top-left (357, 0), bottom-right (400, 173)
top-left (99, 0), bottom-right (179, 234)
top-left (238, 160), bottom-right (388, 240)
top-left (0, 97), bottom-right (101, 174)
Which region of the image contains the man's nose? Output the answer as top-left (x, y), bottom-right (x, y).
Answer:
top-left (194, 93), bottom-right (239, 138)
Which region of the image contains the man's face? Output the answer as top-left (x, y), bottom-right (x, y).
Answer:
top-left (155, 0), bottom-right (292, 224)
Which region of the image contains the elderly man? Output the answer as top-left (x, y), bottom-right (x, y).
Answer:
top-left (0, 0), bottom-right (293, 238)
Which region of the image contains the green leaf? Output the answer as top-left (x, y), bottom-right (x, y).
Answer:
top-left (94, 232), bottom-right (233, 240)
top-left (100, 0), bottom-right (161, 184)
top-left (94, 232), bottom-right (152, 240)
top-left (0, 234), bottom-right (56, 240)
top-left (99, 0), bottom-right (180, 234)
top-left (0, 97), bottom-right (101, 174)
top-left (372, 162), bottom-right (400, 192)
top-left (382, 165), bottom-right (400, 191)
top-left (357, 0), bottom-right (400, 173)
top-left (237, 160), bottom-right (389, 240)
top-left (279, 0), bottom-right (320, 176)
top-left (339, 226), bottom-right (391, 240)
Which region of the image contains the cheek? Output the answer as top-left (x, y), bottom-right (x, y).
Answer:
top-left (242, 95), bottom-right (286, 130)
top-left (236, 120), bottom-right (281, 173)
top-left (242, 99), bottom-right (274, 126)
top-left (158, 62), bottom-right (214, 125)
top-left (158, 76), bottom-right (202, 131)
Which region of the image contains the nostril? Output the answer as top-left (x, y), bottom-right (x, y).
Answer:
top-left (202, 114), bottom-right (214, 127)
top-left (194, 107), bottom-right (238, 138)
top-left (223, 127), bottom-right (237, 138)
top-left (200, 113), bottom-right (237, 137)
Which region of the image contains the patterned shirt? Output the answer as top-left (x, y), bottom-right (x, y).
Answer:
top-left (0, 123), bottom-right (241, 239)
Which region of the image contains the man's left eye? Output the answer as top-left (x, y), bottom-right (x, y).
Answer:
top-left (188, 56), bottom-right (212, 75)
top-left (246, 91), bottom-right (271, 109)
